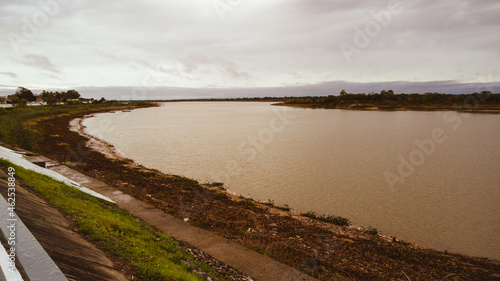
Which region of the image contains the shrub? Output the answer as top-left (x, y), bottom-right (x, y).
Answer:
top-left (263, 199), bottom-right (275, 207)
top-left (238, 198), bottom-right (256, 207)
top-left (277, 204), bottom-right (291, 211)
top-left (361, 226), bottom-right (378, 235)
top-left (301, 211), bottom-right (351, 226)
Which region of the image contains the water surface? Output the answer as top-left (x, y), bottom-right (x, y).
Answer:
top-left (83, 102), bottom-right (500, 259)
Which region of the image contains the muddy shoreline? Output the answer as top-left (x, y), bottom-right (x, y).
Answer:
top-left (31, 108), bottom-right (500, 280)
top-left (70, 115), bottom-right (128, 161)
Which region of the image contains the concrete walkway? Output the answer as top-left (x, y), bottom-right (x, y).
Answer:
top-left (0, 170), bottom-right (128, 281)
top-left (43, 161), bottom-right (318, 281)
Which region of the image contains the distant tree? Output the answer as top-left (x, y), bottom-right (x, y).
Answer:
top-left (54, 91), bottom-right (62, 101)
top-left (64, 89), bottom-right (80, 100)
top-left (40, 90), bottom-right (57, 105)
top-left (14, 98), bottom-right (28, 108)
top-left (15, 87), bottom-right (36, 101)
top-left (40, 90), bottom-right (50, 99)
top-left (46, 94), bottom-right (57, 106)
top-left (93, 97), bottom-right (107, 104)
top-left (7, 95), bottom-right (19, 103)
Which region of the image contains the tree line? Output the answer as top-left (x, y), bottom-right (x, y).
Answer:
top-left (283, 89), bottom-right (500, 109)
top-left (5, 87), bottom-right (107, 106)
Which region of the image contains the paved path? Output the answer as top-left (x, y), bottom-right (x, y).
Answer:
top-left (0, 170), bottom-right (128, 281)
top-left (46, 162), bottom-right (319, 281)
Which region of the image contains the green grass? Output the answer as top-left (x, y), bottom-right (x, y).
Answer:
top-left (0, 102), bottom-right (155, 151)
top-left (0, 159), bottom-right (225, 281)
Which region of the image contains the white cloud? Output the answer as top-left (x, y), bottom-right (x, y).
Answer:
top-left (0, 0), bottom-right (498, 97)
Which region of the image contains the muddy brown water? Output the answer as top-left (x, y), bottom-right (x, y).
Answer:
top-left (83, 102), bottom-right (500, 260)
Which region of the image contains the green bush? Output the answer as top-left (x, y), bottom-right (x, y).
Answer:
top-left (301, 211), bottom-right (351, 226)
top-left (263, 199), bottom-right (275, 207)
top-left (277, 204), bottom-right (291, 211)
top-left (361, 226), bottom-right (378, 235)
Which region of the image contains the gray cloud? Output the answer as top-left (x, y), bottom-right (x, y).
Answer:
top-left (0, 72), bottom-right (18, 78)
top-left (180, 55), bottom-right (251, 80)
top-left (0, 1), bottom-right (498, 95)
top-left (18, 54), bottom-right (60, 74)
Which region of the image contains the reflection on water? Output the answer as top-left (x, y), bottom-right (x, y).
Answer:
top-left (83, 102), bottom-right (500, 259)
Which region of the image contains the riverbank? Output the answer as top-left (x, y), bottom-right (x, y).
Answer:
top-left (275, 92), bottom-right (500, 113)
top-left (0, 157), bottom-right (246, 281)
top-left (28, 107), bottom-right (500, 280)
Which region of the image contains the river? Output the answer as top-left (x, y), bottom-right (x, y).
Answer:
top-left (82, 102), bottom-right (500, 259)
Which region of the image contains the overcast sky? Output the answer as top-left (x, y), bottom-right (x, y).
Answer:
top-left (1, 0), bottom-right (499, 99)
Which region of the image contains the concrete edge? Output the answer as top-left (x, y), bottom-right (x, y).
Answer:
top-left (0, 193), bottom-right (67, 281)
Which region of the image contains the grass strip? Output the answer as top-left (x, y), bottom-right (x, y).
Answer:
top-left (0, 159), bottom-right (226, 281)
top-left (0, 102), bottom-right (153, 151)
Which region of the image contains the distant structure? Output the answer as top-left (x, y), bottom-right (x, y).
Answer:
top-left (36, 96), bottom-right (45, 104)
top-left (0, 96), bottom-right (6, 104)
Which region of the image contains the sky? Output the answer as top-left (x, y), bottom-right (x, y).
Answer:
top-left (1, 0), bottom-right (499, 99)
